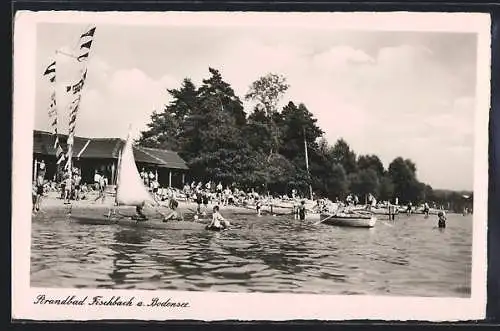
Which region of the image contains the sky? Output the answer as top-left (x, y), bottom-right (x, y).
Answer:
top-left (34, 21), bottom-right (478, 191)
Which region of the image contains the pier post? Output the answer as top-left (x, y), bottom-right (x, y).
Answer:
top-left (169, 170), bottom-right (172, 188)
top-left (182, 173), bottom-right (185, 185)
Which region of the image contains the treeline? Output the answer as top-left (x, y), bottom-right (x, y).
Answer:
top-left (138, 68), bottom-right (472, 212)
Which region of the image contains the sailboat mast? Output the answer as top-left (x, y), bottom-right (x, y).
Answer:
top-left (303, 127), bottom-right (313, 201)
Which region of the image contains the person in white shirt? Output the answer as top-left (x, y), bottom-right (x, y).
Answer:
top-left (93, 171), bottom-right (101, 191)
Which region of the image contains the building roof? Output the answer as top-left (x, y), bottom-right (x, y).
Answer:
top-left (33, 130), bottom-right (189, 170)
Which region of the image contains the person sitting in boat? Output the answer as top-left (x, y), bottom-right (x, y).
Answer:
top-left (163, 199), bottom-right (183, 222)
top-left (437, 211), bottom-right (446, 228)
top-left (298, 200), bottom-right (307, 221)
top-left (207, 205), bottom-right (230, 230)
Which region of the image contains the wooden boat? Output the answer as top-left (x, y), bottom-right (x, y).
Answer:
top-left (319, 212), bottom-right (377, 228)
top-left (305, 212), bottom-right (321, 221)
top-left (71, 215), bottom-right (209, 230)
top-left (351, 205), bottom-right (399, 216)
top-left (415, 207), bottom-right (447, 215)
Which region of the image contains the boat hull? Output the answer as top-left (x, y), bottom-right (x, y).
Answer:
top-left (320, 214), bottom-right (377, 228)
top-left (305, 213), bottom-right (321, 221)
top-left (71, 215), bottom-right (208, 230)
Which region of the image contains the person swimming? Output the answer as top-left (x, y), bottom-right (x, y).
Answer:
top-left (438, 211), bottom-right (446, 228)
top-left (206, 205), bottom-right (230, 231)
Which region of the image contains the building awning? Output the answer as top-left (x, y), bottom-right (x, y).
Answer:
top-left (33, 130), bottom-right (189, 170)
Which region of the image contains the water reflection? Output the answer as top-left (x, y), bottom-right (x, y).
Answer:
top-left (31, 212), bottom-right (472, 297)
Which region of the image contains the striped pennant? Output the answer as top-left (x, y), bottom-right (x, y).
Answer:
top-left (43, 61), bottom-right (56, 83)
top-left (77, 26), bottom-right (96, 62)
top-left (43, 60), bottom-right (65, 162)
top-left (65, 25), bottom-right (96, 172)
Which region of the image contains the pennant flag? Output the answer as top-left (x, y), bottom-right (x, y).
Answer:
top-left (54, 135), bottom-right (60, 150)
top-left (80, 39), bottom-right (93, 50)
top-left (56, 154), bottom-right (65, 165)
top-left (65, 25), bottom-right (96, 175)
top-left (43, 61), bottom-right (56, 83)
top-left (43, 60), bottom-right (64, 158)
top-left (80, 26), bottom-right (96, 39)
top-left (77, 26), bottom-right (96, 63)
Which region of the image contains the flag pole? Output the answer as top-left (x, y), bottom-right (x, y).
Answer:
top-left (303, 127), bottom-right (313, 201)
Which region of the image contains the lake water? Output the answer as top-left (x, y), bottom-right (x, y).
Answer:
top-left (30, 210), bottom-right (472, 297)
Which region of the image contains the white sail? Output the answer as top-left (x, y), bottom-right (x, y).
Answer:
top-left (115, 134), bottom-right (154, 206)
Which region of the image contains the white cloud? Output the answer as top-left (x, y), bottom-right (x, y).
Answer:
top-left (35, 28), bottom-right (476, 190)
top-left (51, 65), bottom-right (178, 140)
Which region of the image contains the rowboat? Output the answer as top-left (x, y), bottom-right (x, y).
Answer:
top-left (71, 214), bottom-right (211, 231)
top-left (415, 208), bottom-right (447, 215)
top-left (319, 213), bottom-right (377, 228)
top-left (305, 212), bottom-right (321, 221)
top-left (351, 205), bottom-right (399, 216)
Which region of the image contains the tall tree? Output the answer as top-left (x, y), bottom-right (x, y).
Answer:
top-left (357, 154), bottom-right (385, 176)
top-left (348, 168), bottom-right (381, 201)
top-left (198, 67), bottom-right (247, 126)
top-left (245, 73), bottom-right (290, 116)
top-left (245, 73), bottom-right (290, 155)
top-left (279, 102), bottom-right (323, 163)
top-left (139, 78), bottom-right (199, 151)
top-left (387, 157), bottom-right (422, 203)
top-left (330, 138), bottom-right (357, 174)
top-left (185, 68), bottom-right (249, 182)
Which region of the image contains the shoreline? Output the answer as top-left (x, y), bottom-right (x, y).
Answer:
top-left (33, 191), bottom-right (266, 216)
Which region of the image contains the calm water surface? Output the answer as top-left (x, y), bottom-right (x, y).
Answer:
top-left (31, 211), bottom-right (472, 297)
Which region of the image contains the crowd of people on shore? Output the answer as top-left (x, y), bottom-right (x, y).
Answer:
top-left (32, 160), bottom-right (452, 229)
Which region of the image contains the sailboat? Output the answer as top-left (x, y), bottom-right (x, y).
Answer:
top-left (70, 131), bottom-right (208, 231)
top-left (302, 127), bottom-right (321, 221)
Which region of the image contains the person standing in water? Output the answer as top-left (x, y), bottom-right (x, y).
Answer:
top-left (202, 190), bottom-right (210, 216)
top-left (298, 200), bottom-right (307, 221)
top-left (423, 202), bottom-right (430, 217)
top-left (437, 211), bottom-right (446, 228)
top-left (256, 197), bottom-right (262, 217)
top-left (195, 189), bottom-right (203, 215)
top-left (406, 202), bottom-right (413, 216)
top-left (34, 175), bottom-right (45, 212)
